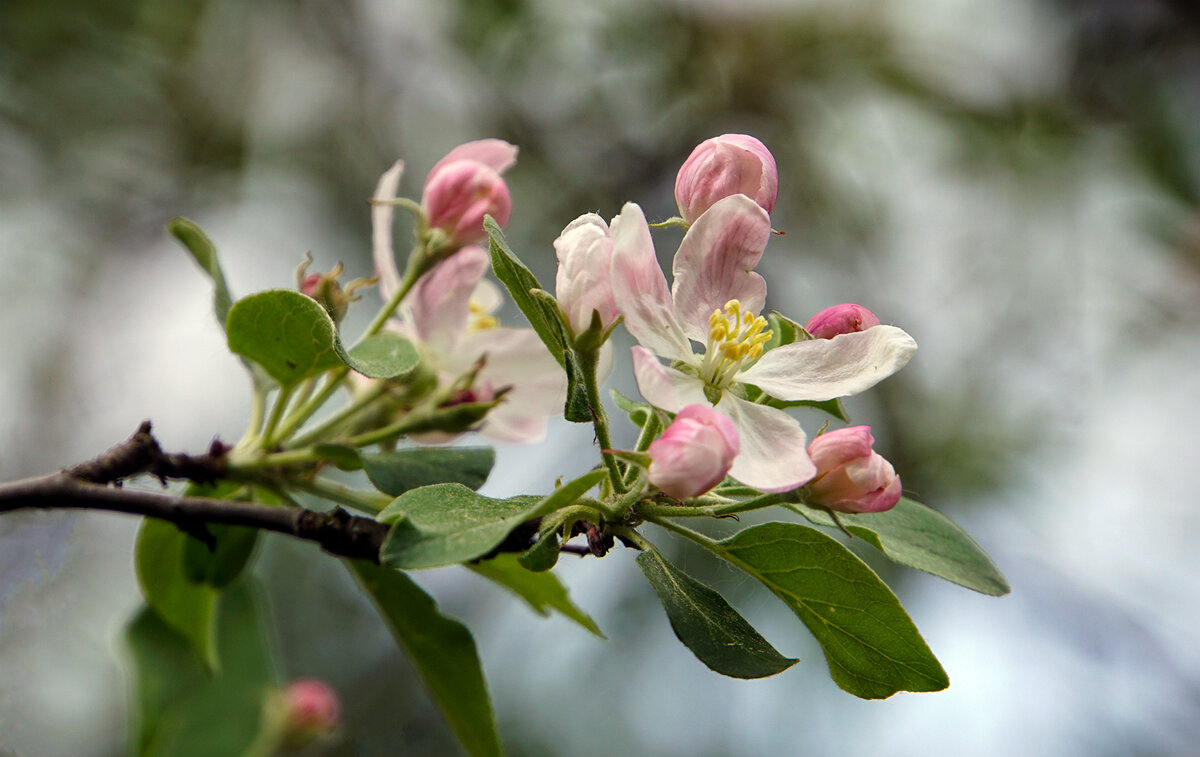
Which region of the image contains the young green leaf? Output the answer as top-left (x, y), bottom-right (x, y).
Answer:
top-left (348, 561), bottom-right (503, 757)
top-left (484, 216), bottom-right (569, 369)
top-left (135, 518), bottom-right (220, 670)
top-left (126, 581), bottom-right (280, 757)
top-left (225, 289), bottom-right (346, 387)
top-left (167, 217), bottom-right (236, 326)
top-left (788, 498), bottom-right (1010, 596)
top-left (707, 521), bottom-right (949, 698)
top-left (611, 389), bottom-right (651, 426)
top-left (362, 447), bottom-right (496, 497)
top-left (636, 548), bottom-right (797, 679)
top-left (178, 482), bottom-right (260, 590)
top-left (517, 530), bottom-right (561, 572)
top-left (378, 470), bottom-right (606, 570)
top-left (468, 553), bottom-right (604, 637)
top-left (345, 332), bottom-right (420, 379)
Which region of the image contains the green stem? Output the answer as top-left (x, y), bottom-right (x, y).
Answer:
top-left (642, 513), bottom-right (721, 550)
top-left (233, 379), bottom-right (270, 453)
top-left (258, 384), bottom-right (296, 450)
top-left (345, 408), bottom-right (431, 449)
top-left (286, 379), bottom-right (391, 449)
top-left (634, 491), bottom-right (790, 519)
top-left (289, 477), bottom-right (392, 515)
top-left (579, 347), bottom-right (624, 494)
top-left (267, 242), bottom-right (432, 448)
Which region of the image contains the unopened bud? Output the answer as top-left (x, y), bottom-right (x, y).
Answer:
top-left (647, 405), bottom-right (739, 499)
top-left (806, 426), bottom-right (901, 514)
top-left (804, 303), bottom-right (880, 339)
top-left (282, 679), bottom-right (339, 748)
top-left (554, 213), bottom-right (620, 335)
top-left (422, 139), bottom-right (517, 250)
top-left (674, 134), bottom-right (778, 224)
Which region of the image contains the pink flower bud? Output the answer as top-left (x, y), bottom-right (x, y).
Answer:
top-left (804, 303), bottom-right (880, 339)
top-left (674, 134), bottom-right (778, 224)
top-left (647, 405), bottom-right (739, 499)
top-left (422, 139), bottom-right (518, 249)
top-left (554, 213), bottom-right (620, 335)
top-left (806, 426), bottom-right (901, 513)
top-left (282, 679), bottom-right (340, 746)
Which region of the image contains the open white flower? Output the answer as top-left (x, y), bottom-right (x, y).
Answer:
top-left (372, 161), bottom-right (566, 442)
top-left (611, 194), bottom-right (917, 491)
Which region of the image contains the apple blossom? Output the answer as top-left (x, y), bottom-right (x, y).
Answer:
top-left (806, 426), bottom-right (902, 513)
top-left (374, 161), bottom-right (565, 442)
top-left (611, 193), bottom-right (917, 492)
top-left (422, 139), bottom-right (517, 249)
top-left (553, 212), bottom-right (622, 335)
top-left (674, 134), bottom-right (778, 224)
top-left (805, 303), bottom-right (881, 339)
top-left (647, 404), bottom-right (740, 499)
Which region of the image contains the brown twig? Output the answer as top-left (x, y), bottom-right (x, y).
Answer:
top-left (0, 422), bottom-right (389, 563)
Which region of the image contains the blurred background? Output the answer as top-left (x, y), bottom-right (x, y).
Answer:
top-left (3, 0), bottom-right (1200, 754)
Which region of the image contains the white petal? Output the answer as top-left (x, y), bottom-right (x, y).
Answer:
top-left (739, 325), bottom-right (917, 402)
top-left (671, 194), bottom-right (770, 341)
top-left (631, 346), bottom-right (709, 414)
top-left (609, 203), bottom-right (693, 361)
top-left (718, 394), bottom-right (816, 492)
top-left (407, 246), bottom-right (488, 353)
top-left (454, 327), bottom-right (567, 416)
top-left (372, 160), bottom-right (405, 302)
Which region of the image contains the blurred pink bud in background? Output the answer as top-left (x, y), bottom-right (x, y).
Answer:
top-left (283, 679), bottom-right (340, 746)
top-left (804, 303), bottom-right (881, 339)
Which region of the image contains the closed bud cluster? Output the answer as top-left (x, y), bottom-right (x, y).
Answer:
top-left (804, 303), bottom-right (880, 339)
top-left (647, 404), bottom-right (740, 499)
top-left (806, 426), bottom-right (901, 513)
top-left (674, 134), bottom-right (778, 224)
top-left (422, 139), bottom-right (517, 251)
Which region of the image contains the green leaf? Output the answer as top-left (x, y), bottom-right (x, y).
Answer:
top-left (378, 470), bottom-right (606, 570)
top-left (226, 289), bottom-right (346, 387)
top-left (708, 521), bottom-right (949, 698)
top-left (313, 442), bottom-right (365, 471)
top-left (517, 530), bottom-right (560, 572)
top-left (788, 497), bottom-right (1010, 596)
top-left (468, 553), bottom-right (604, 637)
top-left (611, 389), bottom-right (651, 426)
top-left (767, 397), bottom-right (850, 422)
top-left (168, 217), bottom-right (235, 326)
top-left (348, 561), bottom-right (503, 757)
top-left (135, 518), bottom-right (220, 670)
top-left (484, 217), bottom-right (569, 369)
top-left (126, 581), bottom-right (280, 757)
top-left (178, 482), bottom-right (260, 590)
top-left (363, 447), bottom-right (496, 497)
top-left (345, 332), bottom-right (421, 379)
top-left (636, 548), bottom-right (797, 679)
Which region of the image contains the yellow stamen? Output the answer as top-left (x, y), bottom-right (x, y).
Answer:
top-left (700, 298), bottom-right (772, 388)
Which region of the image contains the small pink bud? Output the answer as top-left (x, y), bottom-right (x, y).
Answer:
top-left (804, 303), bottom-right (880, 339)
top-left (647, 405), bottom-right (739, 499)
top-left (554, 214), bottom-right (620, 335)
top-left (422, 139), bottom-right (517, 249)
top-left (282, 679), bottom-right (340, 746)
top-left (806, 426), bottom-right (901, 513)
top-left (674, 134), bottom-right (778, 224)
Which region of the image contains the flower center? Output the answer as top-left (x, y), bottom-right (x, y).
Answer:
top-left (700, 299), bottom-right (771, 389)
top-left (467, 300), bottom-right (499, 331)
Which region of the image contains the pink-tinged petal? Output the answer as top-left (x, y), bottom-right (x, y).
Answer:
top-left (372, 160), bottom-right (405, 302)
top-left (738, 325), bottom-right (917, 402)
top-left (805, 303), bottom-right (881, 339)
top-left (671, 194), bottom-right (770, 341)
top-left (426, 139), bottom-right (518, 181)
top-left (807, 425), bottom-right (874, 472)
top-left (674, 134), bottom-right (779, 223)
top-left (480, 412), bottom-right (548, 444)
top-left (717, 393), bottom-right (816, 492)
top-left (421, 161), bottom-right (511, 246)
top-left (631, 346), bottom-right (708, 413)
top-left (609, 203), bottom-right (694, 361)
top-left (452, 327), bottom-right (567, 417)
top-left (648, 404), bottom-right (740, 499)
top-left (406, 245), bottom-right (488, 353)
top-left (554, 213), bottom-right (619, 333)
